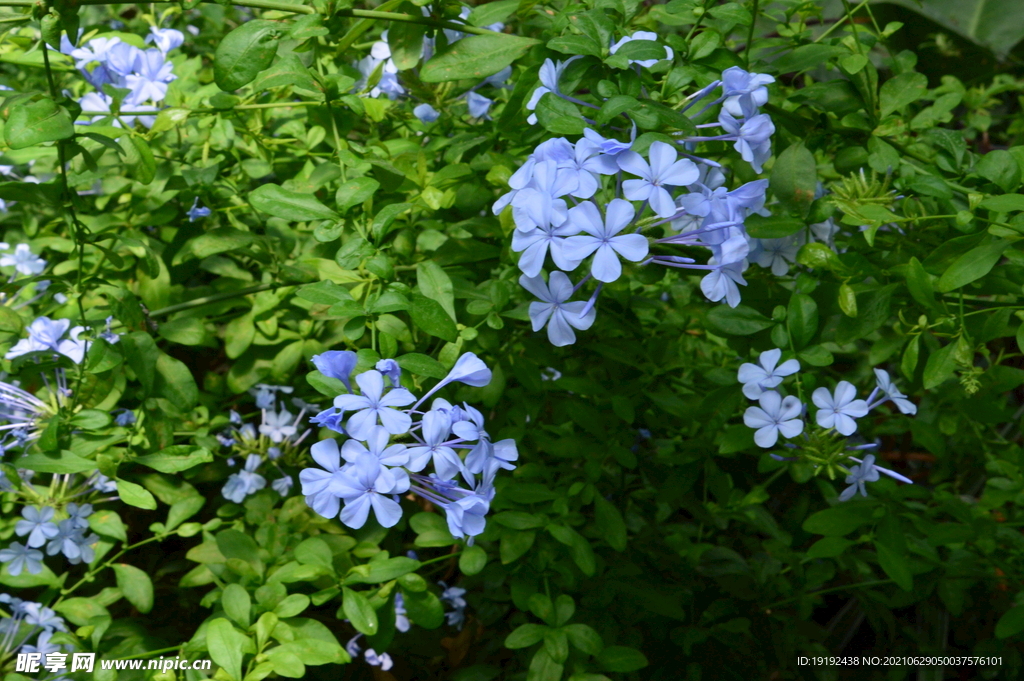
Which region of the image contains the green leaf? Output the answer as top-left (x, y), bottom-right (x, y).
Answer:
top-left (416, 260), bottom-right (456, 321)
top-left (135, 446), bottom-right (212, 473)
top-left (342, 587), bottom-right (378, 635)
top-left (706, 305), bottom-right (773, 335)
top-left (214, 20), bottom-right (283, 91)
top-left (336, 176), bottom-right (380, 213)
top-left (166, 496), bottom-right (204, 531)
top-left (883, 0), bottom-right (1024, 57)
top-left (874, 540), bottom-right (913, 591)
top-left (345, 557), bottom-right (420, 584)
top-left (5, 97), bottom-right (74, 149)
top-left (923, 340), bottom-right (959, 389)
top-left (997, 605), bottom-right (1024, 638)
top-left (251, 184), bottom-right (339, 221)
top-left (787, 293), bottom-right (818, 349)
top-left (593, 496), bottom-right (627, 552)
top-left (802, 503), bottom-right (875, 536)
top-left (176, 228), bottom-right (255, 263)
top-left (905, 256), bottom-right (936, 309)
top-left (158, 317), bottom-right (209, 346)
top-left (294, 537), bottom-right (334, 572)
top-left (459, 544), bottom-right (488, 576)
top-left (980, 194), bottom-right (1024, 213)
top-left (88, 509), bottom-right (127, 542)
top-left (976, 149), bottom-right (1022, 192)
top-left (222, 583), bottom-right (252, 627)
top-left (902, 335), bottom-right (920, 380)
top-left (421, 34), bottom-right (539, 82)
top-left (155, 353), bottom-right (199, 410)
top-left (409, 293), bottom-right (458, 342)
top-left (112, 563), bottom-right (154, 613)
top-left (401, 587), bottom-right (444, 629)
top-left (615, 39), bottom-right (666, 61)
top-left (119, 135), bottom-right (156, 185)
top-left (18, 450), bottom-right (97, 474)
top-left (806, 537), bottom-right (854, 559)
top-left (372, 202), bottom-right (412, 240)
top-left (251, 53), bottom-right (320, 93)
top-left (535, 92), bottom-right (586, 135)
top-left (744, 214), bottom-right (805, 239)
top-left (395, 353), bottom-right (447, 379)
top-left (879, 71), bottom-right (927, 118)
top-left (529, 648), bottom-right (564, 681)
top-left (548, 34), bottom-right (603, 58)
top-left (116, 478), bottom-right (157, 510)
top-left (597, 646), bottom-right (648, 672)
top-left (468, 0), bottom-right (519, 27)
top-left (388, 21), bottom-right (427, 70)
top-left (217, 530), bottom-right (263, 569)
top-left (501, 529), bottom-right (536, 563)
top-left (547, 524), bottom-right (596, 576)
top-left (206, 618), bottom-right (245, 681)
top-left (936, 238), bottom-right (1010, 292)
top-left (564, 623), bottom-right (603, 656)
top-left (506, 623), bottom-right (548, 648)
top-left (769, 143), bottom-right (817, 216)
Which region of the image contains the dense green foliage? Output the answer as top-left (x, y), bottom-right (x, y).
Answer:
top-left (2, 0), bottom-right (1024, 680)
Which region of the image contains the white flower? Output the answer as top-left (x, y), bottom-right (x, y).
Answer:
top-left (737, 348), bottom-right (800, 399)
top-left (743, 391), bottom-right (804, 448)
top-left (813, 381), bottom-right (869, 436)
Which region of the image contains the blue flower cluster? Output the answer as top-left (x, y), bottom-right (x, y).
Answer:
top-left (738, 349), bottom-right (917, 500)
top-left (56, 27), bottom-right (184, 128)
top-left (217, 387), bottom-right (314, 503)
top-left (0, 594), bottom-right (68, 660)
top-left (300, 352), bottom-right (516, 543)
top-left (498, 58), bottom-right (785, 345)
top-left (1, 504), bottom-right (98, 578)
top-left (355, 9), bottom-right (509, 122)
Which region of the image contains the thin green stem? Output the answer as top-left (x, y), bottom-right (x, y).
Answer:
top-left (765, 579), bottom-right (894, 609)
top-left (745, 0), bottom-right (759, 68)
top-left (148, 282), bottom-right (292, 318)
top-left (813, 0), bottom-right (868, 44)
top-left (337, 9), bottom-right (503, 36)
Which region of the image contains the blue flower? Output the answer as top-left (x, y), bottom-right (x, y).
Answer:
top-left (525, 57), bottom-right (582, 124)
top-left (720, 67), bottom-right (775, 118)
top-left (311, 350), bottom-right (358, 393)
top-left (813, 381), bottom-right (869, 436)
top-left (0, 244), bottom-right (46, 275)
top-left (520, 271), bottom-right (596, 347)
top-left (21, 602), bottom-right (66, 631)
top-left (717, 111), bottom-right (774, 173)
top-left (839, 454), bottom-right (881, 501)
top-left (872, 369), bottom-right (917, 415)
top-left (466, 91), bottom-right (492, 119)
top-left (221, 454), bottom-right (266, 503)
top-left (5, 316), bottom-right (87, 364)
top-left (333, 370), bottom-right (415, 440)
top-left (699, 259), bottom-right (747, 308)
top-left (258, 409), bottom-right (297, 444)
top-left (300, 438), bottom-right (349, 519)
top-left (112, 408), bottom-right (135, 426)
top-left (187, 197), bottom-right (211, 222)
top-left (364, 649), bottom-right (393, 670)
top-left (414, 103), bottom-right (440, 123)
top-left (125, 49), bottom-right (175, 105)
top-left (395, 593), bottom-right (410, 632)
top-left (563, 199), bottom-right (649, 283)
top-left (145, 27), bottom-right (185, 53)
top-left (14, 507), bottom-right (59, 548)
top-left (272, 476), bottom-right (294, 496)
top-left (737, 348), bottom-right (800, 399)
top-left (376, 358), bottom-right (402, 387)
top-left (310, 407), bottom-right (345, 434)
top-left (341, 425), bottom-right (411, 476)
top-left (617, 142), bottom-right (699, 218)
top-left (751, 233), bottom-right (803, 276)
top-left (333, 453), bottom-right (405, 529)
top-left (65, 503), bottom-right (92, 530)
top-left (439, 582), bottom-right (468, 628)
top-left (406, 410), bottom-right (463, 480)
top-left (743, 391), bottom-right (804, 448)
top-left (0, 542), bottom-right (44, 576)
